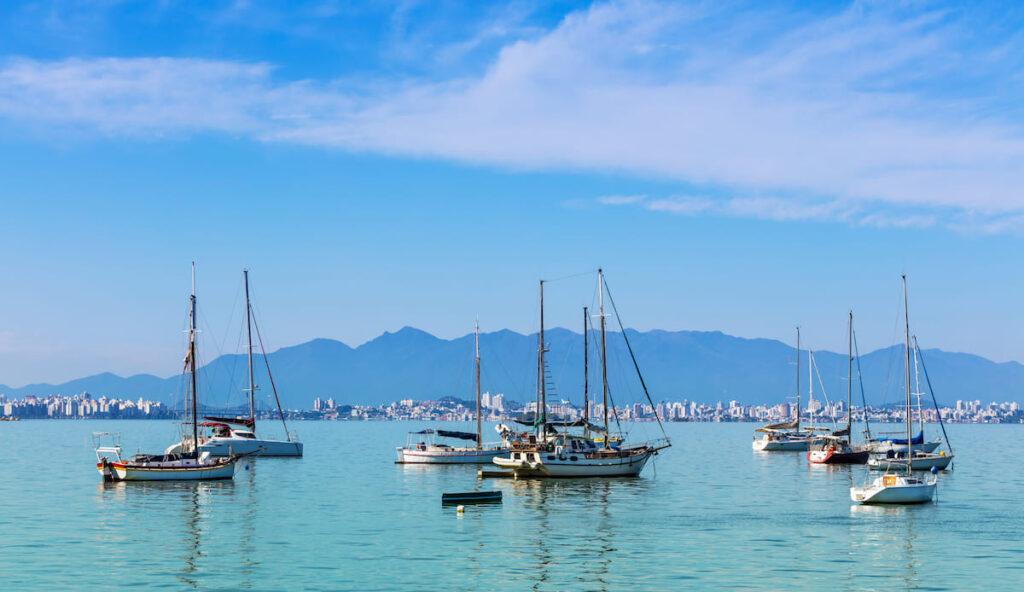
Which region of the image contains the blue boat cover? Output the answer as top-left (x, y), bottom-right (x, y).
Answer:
top-left (875, 430), bottom-right (923, 445)
top-left (413, 429), bottom-right (478, 441)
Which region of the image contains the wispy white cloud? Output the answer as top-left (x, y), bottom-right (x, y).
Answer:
top-left (597, 194), bottom-right (647, 205)
top-left (2, 1), bottom-right (1024, 230)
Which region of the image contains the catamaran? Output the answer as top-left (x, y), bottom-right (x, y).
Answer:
top-left (95, 264), bottom-right (244, 482)
top-left (753, 328), bottom-right (817, 452)
top-left (808, 312), bottom-right (870, 464)
top-left (492, 269), bottom-right (670, 478)
top-left (851, 276), bottom-right (936, 504)
top-left (167, 270), bottom-right (302, 457)
top-left (396, 320), bottom-right (509, 464)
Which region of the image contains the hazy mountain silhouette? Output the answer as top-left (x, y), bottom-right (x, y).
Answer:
top-left (2, 327), bottom-right (1021, 409)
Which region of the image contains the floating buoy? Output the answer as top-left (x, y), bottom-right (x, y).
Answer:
top-left (245, 464), bottom-right (250, 470)
top-left (930, 466), bottom-right (939, 474)
top-left (457, 505), bottom-right (465, 514)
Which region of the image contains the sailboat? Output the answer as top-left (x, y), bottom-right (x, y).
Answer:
top-left (868, 336), bottom-right (954, 471)
top-left (167, 270), bottom-right (302, 457)
top-left (808, 312), bottom-right (870, 464)
top-left (851, 276), bottom-right (936, 504)
top-left (395, 320), bottom-right (510, 463)
top-left (492, 269), bottom-right (670, 478)
top-left (95, 264), bottom-right (243, 482)
top-left (753, 328), bottom-right (817, 451)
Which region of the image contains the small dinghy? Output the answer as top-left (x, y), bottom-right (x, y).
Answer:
top-left (441, 491), bottom-right (502, 504)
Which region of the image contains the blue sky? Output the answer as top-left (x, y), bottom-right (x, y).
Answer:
top-left (2, 0), bottom-right (1024, 385)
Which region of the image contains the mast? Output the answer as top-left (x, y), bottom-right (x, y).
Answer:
top-left (848, 311), bottom-right (853, 439)
top-left (796, 327), bottom-right (800, 431)
top-left (600, 269), bottom-right (609, 447)
top-left (903, 275), bottom-right (913, 474)
top-left (189, 262), bottom-right (199, 456)
top-left (583, 306), bottom-right (589, 438)
top-left (808, 348), bottom-right (814, 434)
top-left (245, 269), bottom-right (256, 428)
top-left (475, 318), bottom-right (481, 450)
top-left (537, 280), bottom-right (546, 437)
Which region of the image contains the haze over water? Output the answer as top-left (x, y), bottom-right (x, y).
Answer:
top-left (1, 420), bottom-right (1020, 590)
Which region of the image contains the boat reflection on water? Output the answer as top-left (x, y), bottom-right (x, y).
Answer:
top-left (849, 501), bottom-right (932, 588)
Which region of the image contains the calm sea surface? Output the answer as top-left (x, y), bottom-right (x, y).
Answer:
top-left (1, 420), bottom-right (1021, 591)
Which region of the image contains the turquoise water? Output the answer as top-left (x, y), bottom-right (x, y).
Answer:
top-left (1, 420), bottom-right (1021, 590)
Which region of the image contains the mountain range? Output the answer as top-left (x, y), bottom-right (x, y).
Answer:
top-left (2, 327), bottom-right (1022, 409)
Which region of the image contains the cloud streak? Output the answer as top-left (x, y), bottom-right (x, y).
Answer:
top-left (2, 1), bottom-right (1024, 230)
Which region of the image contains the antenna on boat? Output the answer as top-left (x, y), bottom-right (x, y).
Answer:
top-left (796, 327), bottom-right (800, 432)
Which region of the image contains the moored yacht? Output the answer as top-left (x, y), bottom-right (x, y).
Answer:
top-left (166, 270), bottom-right (302, 458)
top-left (395, 320), bottom-right (510, 464)
top-left (492, 270), bottom-right (670, 478)
top-left (753, 328), bottom-right (817, 452)
top-left (851, 276), bottom-right (937, 504)
top-left (809, 313), bottom-right (870, 465)
top-left (95, 264), bottom-right (244, 482)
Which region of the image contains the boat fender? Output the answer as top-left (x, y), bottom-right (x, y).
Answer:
top-left (930, 466), bottom-right (939, 474)
top-left (828, 446), bottom-right (834, 455)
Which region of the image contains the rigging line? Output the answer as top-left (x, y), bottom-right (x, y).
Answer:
top-left (249, 303), bottom-right (290, 441)
top-left (913, 337), bottom-right (954, 455)
top-left (852, 329), bottom-right (872, 440)
top-left (810, 352), bottom-right (837, 431)
top-left (601, 276), bottom-right (668, 440)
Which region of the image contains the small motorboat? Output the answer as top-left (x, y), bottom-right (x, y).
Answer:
top-left (441, 491), bottom-right (503, 504)
top-left (851, 473), bottom-right (937, 504)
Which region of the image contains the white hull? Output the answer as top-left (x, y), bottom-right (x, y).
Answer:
top-left (199, 437), bottom-right (303, 457)
top-left (869, 453), bottom-right (953, 471)
top-left (868, 439), bottom-right (940, 454)
top-left (493, 448), bottom-right (653, 477)
top-left (397, 447), bottom-right (508, 464)
top-left (98, 458), bottom-right (238, 482)
top-left (753, 436), bottom-right (811, 451)
top-left (851, 475), bottom-right (936, 504)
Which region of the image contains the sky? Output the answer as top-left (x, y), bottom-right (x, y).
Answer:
top-left (2, 0), bottom-right (1024, 386)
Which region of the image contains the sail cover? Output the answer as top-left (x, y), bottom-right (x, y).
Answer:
top-left (203, 416), bottom-right (255, 429)
top-left (873, 430), bottom-right (923, 445)
top-left (764, 420), bottom-right (799, 430)
top-left (831, 427), bottom-right (850, 437)
top-left (414, 429), bottom-right (478, 441)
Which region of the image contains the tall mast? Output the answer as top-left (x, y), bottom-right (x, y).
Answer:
top-left (848, 311), bottom-right (853, 439)
top-left (583, 306), bottom-right (589, 438)
top-left (600, 269), bottom-right (609, 447)
top-left (245, 269), bottom-right (256, 427)
top-left (189, 262), bottom-right (199, 455)
top-left (903, 275), bottom-right (913, 474)
top-left (475, 318), bottom-right (481, 450)
top-left (537, 280), bottom-right (546, 436)
top-left (808, 348), bottom-right (814, 433)
top-left (796, 327), bottom-right (800, 431)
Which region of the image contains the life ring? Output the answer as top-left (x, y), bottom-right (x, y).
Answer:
top-left (827, 446), bottom-right (835, 455)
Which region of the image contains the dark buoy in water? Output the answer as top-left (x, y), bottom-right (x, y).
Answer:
top-left (245, 464), bottom-right (250, 470)
top-left (930, 465), bottom-right (938, 474)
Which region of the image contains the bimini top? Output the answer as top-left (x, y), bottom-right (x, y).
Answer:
top-left (203, 416), bottom-right (255, 429)
top-left (763, 420), bottom-right (799, 430)
top-left (412, 429), bottom-right (478, 441)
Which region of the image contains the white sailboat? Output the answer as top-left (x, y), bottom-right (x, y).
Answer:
top-left (95, 264), bottom-right (243, 482)
top-left (168, 270), bottom-right (302, 457)
top-left (493, 269), bottom-right (670, 478)
top-left (808, 312), bottom-right (871, 464)
top-left (753, 328), bottom-right (817, 452)
top-left (396, 320), bottom-right (509, 463)
top-left (851, 276), bottom-right (936, 504)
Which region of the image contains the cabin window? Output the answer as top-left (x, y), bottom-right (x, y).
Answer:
top-left (547, 455), bottom-right (556, 461)
top-left (570, 456), bottom-right (578, 461)
top-left (513, 453), bottom-right (521, 460)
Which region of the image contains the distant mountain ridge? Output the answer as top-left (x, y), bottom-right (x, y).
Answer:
top-left (2, 326), bottom-right (1022, 409)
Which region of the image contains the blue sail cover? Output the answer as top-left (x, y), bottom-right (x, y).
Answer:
top-left (875, 430), bottom-right (924, 445)
top-left (413, 429), bottom-right (478, 441)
